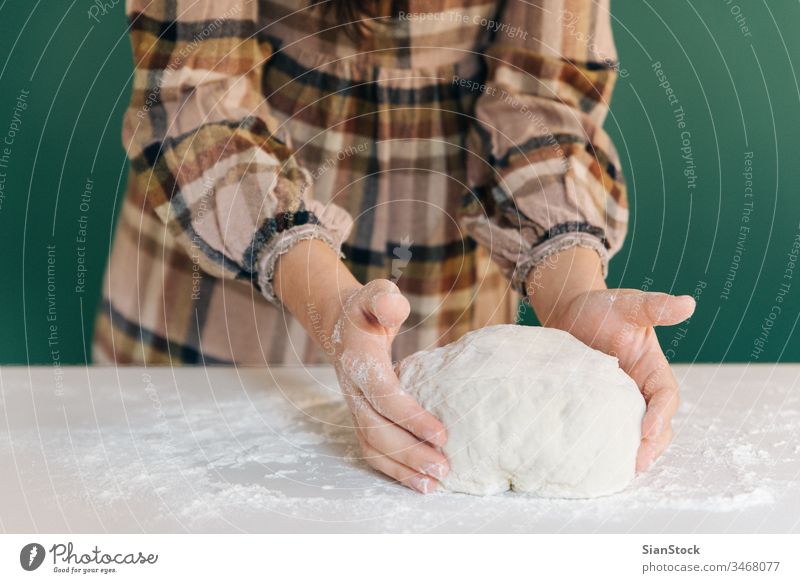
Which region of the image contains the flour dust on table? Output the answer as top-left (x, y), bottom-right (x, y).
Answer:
top-left (399, 325), bottom-right (646, 498)
top-left (2, 366), bottom-right (798, 533)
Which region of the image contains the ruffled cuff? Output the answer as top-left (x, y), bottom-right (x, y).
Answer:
top-left (256, 198), bottom-right (354, 307)
top-left (511, 229), bottom-right (609, 298)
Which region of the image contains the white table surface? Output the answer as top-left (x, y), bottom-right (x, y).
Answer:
top-left (1, 364), bottom-right (798, 533)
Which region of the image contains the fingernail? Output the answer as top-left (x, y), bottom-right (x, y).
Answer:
top-left (639, 441), bottom-right (658, 472)
top-left (413, 475), bottom-right (437, 494)
top-left (638, 454), bottom-right (653, 473)
top-left (421, 462), bottom-right (449, 480)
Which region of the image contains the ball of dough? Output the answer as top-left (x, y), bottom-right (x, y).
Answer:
top-left (398, 325), bottom-right (645, 498)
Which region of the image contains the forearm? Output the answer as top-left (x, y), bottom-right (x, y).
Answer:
top-left (525, 246), bottom-right (607, 326)
top-left (272, 239), bottom-right (361, 353)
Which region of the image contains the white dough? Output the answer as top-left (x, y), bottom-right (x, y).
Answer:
top-left (398, 325), bottom-right (645, 498)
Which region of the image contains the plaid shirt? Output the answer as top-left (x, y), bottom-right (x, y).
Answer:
top-left (93, 0), bottom-right (627, 365)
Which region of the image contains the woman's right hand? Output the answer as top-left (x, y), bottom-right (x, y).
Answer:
top-left (330, 279), bottom-right (449, 493)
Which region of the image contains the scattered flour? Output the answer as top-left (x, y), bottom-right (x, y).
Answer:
top-left (3, 367), bottom-right (799, 533)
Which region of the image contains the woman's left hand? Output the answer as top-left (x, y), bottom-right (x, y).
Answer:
top-left (546, 289), bottom-right (696, 471)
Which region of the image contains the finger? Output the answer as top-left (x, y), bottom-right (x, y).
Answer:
top-left (340, 349), bottom-right (448, 447)
top-left (371, 292), bottom-right (411, 329)
top-left (632, 356), bottom-right (680, 439)
top-left (636, 425), bottom-right (673, 472)
top-left (641, 376), bottom-right (680, 440)
top-left (359, 279), bottom-right (410, 329)
top-left (355, 403), bottom-right (449, 480)
top-left (616, 292), bottom-right (696, 327)
top-left (368, 377), bottom-right (448, 447)
top-left (358, 438), bottom-right (439, 494)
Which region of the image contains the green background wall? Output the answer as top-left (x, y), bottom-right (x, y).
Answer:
top-left (0, 1), bottom-right (798, 364)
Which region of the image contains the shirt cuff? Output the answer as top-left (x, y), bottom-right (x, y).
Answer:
top-left (512, 229), bottom-right (610, 298)
top-left (256, 198), bottom-right (354, 307)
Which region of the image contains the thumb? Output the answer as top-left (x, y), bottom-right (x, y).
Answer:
top-left (360, 279), bottom-right (411, 329)
top-left (618, 291), bottom-right (696, 327)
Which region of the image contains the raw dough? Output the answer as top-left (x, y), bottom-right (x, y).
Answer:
top-left (398, 325), bottom-right (645, 498)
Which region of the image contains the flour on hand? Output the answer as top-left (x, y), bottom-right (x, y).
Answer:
top-left (398, 325), bottom-right (645, 498)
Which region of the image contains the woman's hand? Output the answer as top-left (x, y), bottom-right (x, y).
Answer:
top-left (527, 246), bottom-right (695, 472)
top-left (330, 280), bottom-right (449, 493)
top-left (272, 242), bottom-right (448, 493)
top-left (545, 289), bottom-right (695, 471)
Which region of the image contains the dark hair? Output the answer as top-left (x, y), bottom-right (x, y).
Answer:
top-left (308, 0), bottom-right (378, 39)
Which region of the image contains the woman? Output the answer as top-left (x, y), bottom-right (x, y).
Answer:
top-left (95, 0), bottom-right (696, 493)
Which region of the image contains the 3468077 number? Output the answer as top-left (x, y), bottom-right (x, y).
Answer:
top-left (729, 561), bottom-right (780, 572)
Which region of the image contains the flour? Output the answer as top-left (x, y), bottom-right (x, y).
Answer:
top-left (3, 364), bottom-right (798, 533)
top-left (398, 325), bottom-right (645, 498)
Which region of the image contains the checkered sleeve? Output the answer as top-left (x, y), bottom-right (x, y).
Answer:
top-left (462, 0), bottom-right (628, 296)
top-left (122, 0), bottom-right (353, 306)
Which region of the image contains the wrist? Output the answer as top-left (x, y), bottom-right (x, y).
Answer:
top-left (318, 281), bottom-right (361, 342)
top-left (525, 245), bottom-right (606, 326)
top-left (273, 238), bottom-right (361, 352)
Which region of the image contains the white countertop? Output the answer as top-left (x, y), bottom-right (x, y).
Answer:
top-left (1, 364), bottom-right (798, 533)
